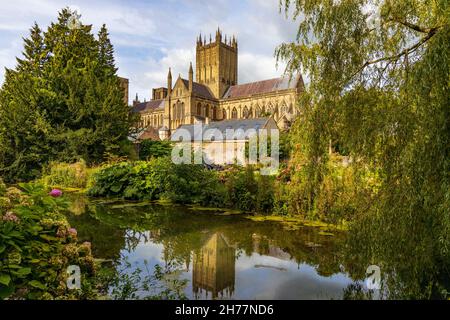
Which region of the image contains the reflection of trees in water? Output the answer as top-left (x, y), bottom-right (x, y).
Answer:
top-left (68, 198), bottom-right (450, 299)
top-left (342, 210), bottom-right (450, 300)
top-left (72, 201), bottom-right (349, 282)
top-left (65, 204), bottom-right (126, 261)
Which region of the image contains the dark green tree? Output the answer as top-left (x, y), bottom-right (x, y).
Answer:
top-left (97, 24), bottom-right (118, 78)
top-left (0, 8), bottom-right (133, 182)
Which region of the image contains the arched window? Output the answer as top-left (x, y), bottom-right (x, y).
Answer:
top-left (232, 107), bottom-right (237, 119)
top-left (205, 104), bottom-right (210, 117)
top-left (281, 103), bottom-right (289, 115)
top-left (172, 104), bottom-right (176, 119)
top-left (223, 109), bottom-right (227, 119)
top-left (213, 106), bottom-right (217, 119)
top-left (197, 103), bottom-right (202, 116)
top-left (243, 106), bottom-right (249, 119)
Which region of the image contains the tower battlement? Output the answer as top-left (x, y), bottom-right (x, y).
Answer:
top-left (196, 28), bottom-right (238, 99)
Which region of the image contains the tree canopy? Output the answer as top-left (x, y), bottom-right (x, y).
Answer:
top-left (277, 0), bottom-right (449, 298)
top-left (0, 8), bottom-right (134, 182)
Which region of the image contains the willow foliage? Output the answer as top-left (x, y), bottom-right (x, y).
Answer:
top-left (277, 0), bottom-right (449, 298)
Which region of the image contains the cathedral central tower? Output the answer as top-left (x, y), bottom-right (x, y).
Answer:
top-left (196, 28), bottom-right (238, 99)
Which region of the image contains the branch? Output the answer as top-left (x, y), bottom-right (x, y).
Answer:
top-left (389, 17), bottom-right (441, 34)
top-left (344, 26), bottom-right (440, 86)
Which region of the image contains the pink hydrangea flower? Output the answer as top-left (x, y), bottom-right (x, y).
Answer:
top-left (49, 189), bottom-right (62, 197)
top-left (2, 211), bottom-right (20, 223)
top-left (68, 228), bottom-right (77, 237)
top-left (82, 241), bottom-right (91, 248)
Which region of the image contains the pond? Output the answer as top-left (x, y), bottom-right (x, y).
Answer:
top-left (65, 195), bottom-right (450, 300)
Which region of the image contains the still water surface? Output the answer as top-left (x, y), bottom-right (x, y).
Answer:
top-left (66, 197), bottom-right (363, 300)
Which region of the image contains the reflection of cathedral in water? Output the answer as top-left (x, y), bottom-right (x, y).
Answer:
top-left (193, 233), bottom-right (235, 299)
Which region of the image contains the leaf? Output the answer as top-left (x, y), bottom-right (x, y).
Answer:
top-left (40, 234), bottom-right (59, 241)
top-left (0, 284), bottom-right (15, 299)
top-left (17, 268), bottom-right (32, 276)
top-left (0, 274), bottom-right (11, 286)
top-left (28, 280), bottom-right (47, 290)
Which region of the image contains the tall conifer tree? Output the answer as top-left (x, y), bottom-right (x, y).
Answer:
top-left (0, 7), bottom-right (133, 182)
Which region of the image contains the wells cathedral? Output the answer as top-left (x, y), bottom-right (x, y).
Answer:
top-left (127, 28), bottom-right (304, 140)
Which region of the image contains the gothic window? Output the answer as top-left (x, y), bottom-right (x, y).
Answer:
top-left (243, 106), bottom-right (249, 119)
top-left (255, 106), bottom-right (261, 118)
top-left (172, 104), bottom-right (176, 119)
top-left (232, 107), bottom-right (237, 119)
top-left (281, 103), bottom-right (289, 115)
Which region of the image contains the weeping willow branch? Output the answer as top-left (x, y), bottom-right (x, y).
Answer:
top-left (344, 25), bottom-right (443, 86)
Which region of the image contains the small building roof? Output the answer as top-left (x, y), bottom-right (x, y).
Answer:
top-left (131, 99), bottom-right (164, 113)
top-left (128, 126), bottom-right (161, 143)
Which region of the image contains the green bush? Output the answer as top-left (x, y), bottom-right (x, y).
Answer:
top-left (88, 158), bottom-right (225, 205)
top-left (0, 183), bottom-right (98, 299)
top-left (88, 160), bottom-right (279, 213)
top-left (256, 174), bottom-right (275, 214)
top-left (139, 140), bottom-right (173, 160)
top-left (87, 162), bottom-right (134, 198)
top-left (0, 178), bottom-right (6, 196)
top-left (224, 166), bottom-right (258, 212)
top-left (42, 160), bottom-right (90, 189)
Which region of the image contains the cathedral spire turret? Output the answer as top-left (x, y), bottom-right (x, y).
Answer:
top-left (188, 62), bottom-right (193, 92)
top-left (197, 32), bottom-right (203, 47)
top-left (133, 93), bottom-right (140, 107)
top-left (167, 68), bottom-right (172, 96)
top-left (215, 27), bottom-right (222, 43)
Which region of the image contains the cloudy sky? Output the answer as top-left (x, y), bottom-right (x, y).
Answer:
top-left (0, 0), bottom-right (299, 104)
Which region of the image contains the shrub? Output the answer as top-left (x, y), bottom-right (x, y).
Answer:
top-left (0, 178), bottom-right (6, 196)
top-left (87, 162), bottom-right (134, 198)
top-left (0, 183), bottom-right (98, 299)
top-left (42, 160), bottom-right (89, 189)
top-left (255, 174), bottom-right (275, 214)
top-left (88, 160), bottom-right (277, 213)
top-left (88, 158), bottom-right (220, 204)
top-left (139, 140), bottom-right (173, 160)
top-left (224, 166), bottom-right (258, 212)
